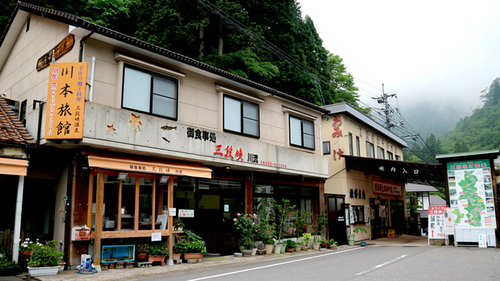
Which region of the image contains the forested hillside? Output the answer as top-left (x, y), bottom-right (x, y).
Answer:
top-left (0, 0), bottom-right (360, 108)
top-left (405, 76), bottom-right (500, 163)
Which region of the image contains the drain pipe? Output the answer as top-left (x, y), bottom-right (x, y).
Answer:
top-left (33, 100), bottom-right (45, 145)
top-left (79, 31), bottom-right (94, 62)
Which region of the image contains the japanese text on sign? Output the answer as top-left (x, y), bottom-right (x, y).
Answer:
top-left (45, 62), bottom-right (87, 139)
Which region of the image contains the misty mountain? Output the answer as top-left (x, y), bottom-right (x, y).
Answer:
top-left (399, 100), bottom-right (481, 140)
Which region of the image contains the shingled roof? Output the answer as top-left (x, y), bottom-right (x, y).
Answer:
top-left (0, 97), bottom-right (36, 145)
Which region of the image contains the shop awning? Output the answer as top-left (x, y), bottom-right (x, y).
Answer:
top-left (87, 154), bottom-right (212, 179)
top-left (343, 155), bottom-right (445, 187)
top-left (0, 158), bottom-right (28, 176)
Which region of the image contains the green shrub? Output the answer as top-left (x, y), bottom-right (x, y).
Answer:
top-left (28, 240), bottom-right (64, 267)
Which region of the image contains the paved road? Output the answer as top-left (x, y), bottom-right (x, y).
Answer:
top-left (128, 246), bottom-right (500, 281)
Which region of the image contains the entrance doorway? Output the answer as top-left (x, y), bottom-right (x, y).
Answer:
top-left (174, 178), bottom-right (244, 255)
top-left (370, 198), bottom-right (389, 238)
top-left (326, 195), bottom-right (347, 245)
top-left (390, 200), bottom-right (406, 236)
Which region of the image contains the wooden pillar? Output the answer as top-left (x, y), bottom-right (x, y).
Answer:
top-left (94, 172), bottom-right (104, 265)
top-left (319, 180), bottom-right (325, 211)
top-left (167, 177), bottom-right (174, 265)
top-left (244, 177), bottom-right (253, 214)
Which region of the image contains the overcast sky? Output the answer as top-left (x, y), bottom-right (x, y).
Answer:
top-left (298, 0), bottom-right (500, 118)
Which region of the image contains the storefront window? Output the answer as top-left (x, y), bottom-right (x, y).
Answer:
top-left (121, 177), bottom-right (136, 231)
top-left (139, 178), bottom-right (154, 229)
top-left (103, 175), bottom-right (119, 231)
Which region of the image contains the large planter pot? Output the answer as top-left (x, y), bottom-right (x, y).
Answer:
top-left (171, 253), bottom-right (182, 261)
top-left (136, 252), bottom-right (148, 260)
top-left (348, 234), bottom-right (355, 246)
top-left (27, 266), bottom-right (59, 277)
top-left (312, 243), bottom-right (320, 250)
top-left (274, 244), bottom-right (282, 254)
top-left (183, 253), bottom-right (203, 260)
top-left (280, 243), bottom-right (286, 254)
top-left (320, 243), bottom-right (327, 248)
top-left (295, 245), bottom-right (302, 252)
top-left (301, 246), bottom-right (309, 251)
top-left (240, 248), bottom-right (253, 257)
top-left (329, 244), bottom-right (337, 250)
top-left (265, 244), bottom-right (274, 255)
top-left (0, 265), bottom-right (20, 276)
top-left (285, 247), bottom-right (294, 253)
top-left (148, 255), bottom-right (166, 266)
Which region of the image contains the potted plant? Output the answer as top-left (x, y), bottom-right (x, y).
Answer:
top-left (173, 229), bottom-right (207, 262)
top-left (174, 218), bottom-right (185, 231)
top-left (147, 244), bottom-right (169, 266)
top-left (295, 241), bottom-right (303, 252)
top-left (19, 238), bottom-right (41, 256)
top-left (27, 240), bottom-right (64, 277)
top-left (234, 213), bottom-right (258, 256)
top-left (135, 244), bottom-right (150, 260)
top-left (285, 240), bottom-right (296, 252)
top-left (301, 233), bottom-right (312, 251)
top-left (293, 210), bottom-right (310, 241)
top-left (328, 239), bottom-right (338, 250)
top-left (351, 226), bottom-right (368, 246)
top-left (0, 248), bottom-right (20, 276)
top-left (273, 199), bottom-right (296, 254)
top-left (312, 235), bottom-right (321, 250)
top-left (319, 237), bottom-right (328, 248)
top-left (312, 210), bottom-right (328, 237)
top-left (262, 237), bottom-right (274, 255)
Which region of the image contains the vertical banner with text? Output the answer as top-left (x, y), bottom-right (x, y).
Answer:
top-left (44, 62), bottom-right (87, 139)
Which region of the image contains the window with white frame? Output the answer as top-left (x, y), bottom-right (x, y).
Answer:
top-left (349, 133), bottom-right (354, 156)
top-left (366, 141), bottom-right (375, 158)
top-left (323, 141), bottom-right (331, 155)
top-left (289, 116), bottom-right (315, 150)
top-left (356, 136), bottom-right (360, 156)
top-left (377, 146), bottom-right (385, 159)
top-left (122, 65), bottom-right (178, 119)
top-left (387, 151), bottom-right (394, 160)
top-left (223, 95), bottom-right (260, 137)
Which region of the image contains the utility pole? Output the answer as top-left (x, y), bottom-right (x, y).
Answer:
top-left (372, 84), bottom-right (397, 130)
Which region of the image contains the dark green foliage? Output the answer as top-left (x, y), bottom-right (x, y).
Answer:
top-left (1, 0), bottom-right (361, 108)
top-left (441, 77), bottom-right (500, 152)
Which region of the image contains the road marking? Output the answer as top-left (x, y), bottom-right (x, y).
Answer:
top-left (187, 247), bottom-right (364, 281)
top-left (356, 255), bottom-right (407, 276)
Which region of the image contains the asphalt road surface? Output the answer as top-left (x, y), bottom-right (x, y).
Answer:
top-left (128, 246), bottom-right (500, 281)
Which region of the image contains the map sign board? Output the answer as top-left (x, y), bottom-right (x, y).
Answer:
top-left (447, 159), bottom-right (496, 229)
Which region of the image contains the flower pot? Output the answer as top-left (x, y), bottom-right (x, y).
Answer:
top-left (183, 253), bottom-right (203, 260)
top-left (136, 252), bottom-right (148, 260)
top-left (285, 247), bottom-right (294, 252)
top-left (251, 248), bottom-right (257, 256)
top-left (148, 255), bottom-right (166, 266)
top-left (0, 265), bottom-right (20, 276)
top-left (27, 266), bottom-right (59, 277)
top-left (312, 243), bottom-right (320, 250)
top-left (348, 234), bottom-right (355, 246)
top-left (265, 244), bottom-right (273, 255)
top-left (274, 244), bottom-right (282, 254)
top-left (360, 241), bottom-right (366, 247)
top-left (329, 244), bottom-right (337, 250)
top-left (301, 246), bottom-right (309, 251)
top-left (171, 253), bottom-right (182, 261)
top-left (240, 248), bottom-right (253, 257)
top-left (177, 227), bottom-right (183, 231)
top-left (58, 262), bottom-right (66, 273)
top-left (320, 243), bottom-right (327, 248)
top-left (280, 243), bottom-right (286, 254)
top-left (295, 245), bottom-right (302, 252)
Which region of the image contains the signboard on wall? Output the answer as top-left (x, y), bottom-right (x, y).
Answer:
top-left (447, 159), bottom-right (496, 229)
top-left (373, 181), bottom-right (402, 196)
top-left (44, 62), bottom-right (87, 139)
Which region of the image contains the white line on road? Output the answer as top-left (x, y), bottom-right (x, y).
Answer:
top-left (355, 255), bottom-right (407, 276)
top-left (187, 247), bottom-right (364, 281)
